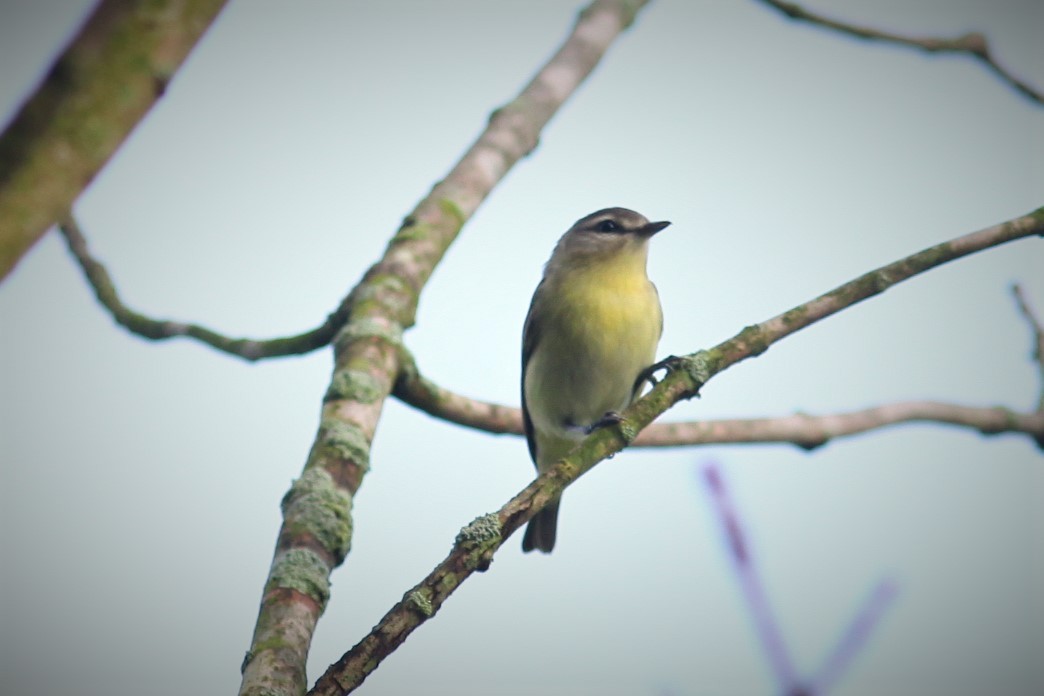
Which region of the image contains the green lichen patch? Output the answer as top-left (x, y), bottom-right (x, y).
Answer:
top-left (671, 350), bottom-right (712, 390)
top-left (267, 548), bottom-right (331, 608)
top-left (615, 417), bottom-right (640, 444)
top-left (437, 197), bottom-right (466, 230)
top-left (406, 589), bottom-right (434, 617)
top-left (325, 368), bottom-right (383, 404)
top-left (349, 273), bottom-right (414, 318)
top-left (281, 468), bottom-right (353, 558)
top-left (333, 317), bottom-right (403, 353)
top-left (455, 513), bottom-right (502, 546)
top-left (391, 220), bottom-right (434, 244)
top-left (317, 418), bottom-right (371, 470)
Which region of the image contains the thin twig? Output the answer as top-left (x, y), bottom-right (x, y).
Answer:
top-left (394, 351), bottom-right (522, 435)
top-left (395, 360), bottom-right (1044, 448)
top-left (701, 463), bottom-right (801, 694)
top-left (58, 216), bottom-right (344, 360)
top-left (806, 579), bottom-right (898, 695)
top-left (1011, 283), bottom-right (1044, 426)
top-left (309, 208), bottom-right (1043, 696)
top-left (703, 463), bottom-right (899, 696)
top-left (637, 401), bottom-right (1044, 449)
top-left (755, 0), bottom-right (1043, 105)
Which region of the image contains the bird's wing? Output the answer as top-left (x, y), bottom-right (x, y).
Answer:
top-left (520, 280), bottom-right (545, 464)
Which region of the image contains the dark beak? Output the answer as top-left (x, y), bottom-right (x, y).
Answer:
top-left (639, 220), bottom-right (671, 237)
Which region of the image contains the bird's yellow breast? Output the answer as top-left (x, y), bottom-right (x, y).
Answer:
top-left (554, 246), bottom-right (661, 336)
top-left (525, 250), bottom-right (662, 444)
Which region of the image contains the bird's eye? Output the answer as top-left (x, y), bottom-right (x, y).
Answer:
top-left (597, 219), bottom-right (618, 232)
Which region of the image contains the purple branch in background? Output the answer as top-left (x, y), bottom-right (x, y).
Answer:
top-left (701, 462), bottom-right (803, 695)
top-left (806, 579), bottom-right (899, 695)
top-left (700, 461), bottom-right (898, 696)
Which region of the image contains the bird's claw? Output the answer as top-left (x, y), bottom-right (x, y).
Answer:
top-left (634, 354), bottom-right (683, 392)
top-left (585, 411), bottom-right (623, 434)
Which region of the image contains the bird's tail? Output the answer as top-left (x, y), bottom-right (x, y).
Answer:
top-left (521, 499), bottom-right (560, 553)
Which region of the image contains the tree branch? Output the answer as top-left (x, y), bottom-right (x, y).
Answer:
top-left (395, 367), bottom-right (1044, 449)
top-left (310, 209), bottom-right (1044, 695)
top-left (239, 2), bottom-right (654, 694)
top-left (703, 460), bottom-right (899, 696)
top-left (1011, 283), bottom-right (1044, 434)
top-left (806, 579), bottom-right (898, 696)
top-left (702, 463), bottom-right (801, 693)
top-left (61, 199), bottom-right (1044, 443)
top-left (394, 350), bottom-right (524, 435)
top-left (395, 266), bottom-right (1044, 449)
top-left (57, 216), bottom-right (346, 360)
top-left (639, 401), bottom-right (1044, 449)
top-left (0, 0), bottom-right (229, 280)
top-left (754, 0), bottom-right (1043, 105)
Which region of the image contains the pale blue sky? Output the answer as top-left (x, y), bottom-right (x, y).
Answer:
top-left (1, 2), bottom-right (1042, 695)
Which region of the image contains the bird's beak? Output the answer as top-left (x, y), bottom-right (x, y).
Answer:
top-left (639, 220), bottom-right (671, 237)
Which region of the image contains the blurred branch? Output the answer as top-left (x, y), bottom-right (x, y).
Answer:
top-left (702, 462), bottom-right (897, 696)
top-left (806, 579), bottom-right (898, 695)
top-left (1012, 283), bottom-right (1044, 415)
top-left (394, 351), bottom-right (521, 435)
top-left (637, 401), bottom-right (1044, 449)
top-left (60, 205), bottom-right (1044, 448)
top-left (701, 464), bottom-right (801, 693)
top-left (754, 0), bottom-right (1043, 105)
top-left (310, 209), bottom-right (1043, 695)
top-left (0, 0), bottom-right (229, 281)
top-left (239, 2), bottom-right (656, 695)
top-left (395, 271), bottom-right (1044, 447)
top-left (395, 366), bottom-right (1044, 449)
top-left (58, 216), bottom-right (346, 360)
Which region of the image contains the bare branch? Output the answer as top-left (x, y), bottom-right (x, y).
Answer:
top-left (755, 0), bottom-right (1043, 105)
top-left (309, 209), bottom-right (1043, 695)
top-left (806, 579), bottom-right (899, 695)
top-left (241, 2), bottom-right (656, 694)
top-left (1012, 283), bottom-right (1044, 425)
top-left (57, 216), bottom-right (345, 360)
top-left (637, 401), bottom-right (1044, 450)
top-left (394, 351), bottom-right (521, 435)
top-left (702, 209), bottom-right (1044, 379)
top-left (0, 0), bottom-right (230, 280)
top-left (394, 369), bottom-right (1044, 449)
top-left (701, 463), bottom-right (801, 693)
top-left (703, 462), bottom-right (898, 696)
top-left (394, 319), bottom-right (1044, 450)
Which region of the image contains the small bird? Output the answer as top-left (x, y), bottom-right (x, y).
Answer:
top-left (521, 207), bottom-right (669, 553)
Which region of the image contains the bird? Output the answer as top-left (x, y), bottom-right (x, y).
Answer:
top-left (521, 207), bottom-right (669, 553)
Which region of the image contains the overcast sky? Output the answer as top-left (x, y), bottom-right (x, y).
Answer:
top-left (1, 1), bottom-right (1042, 695)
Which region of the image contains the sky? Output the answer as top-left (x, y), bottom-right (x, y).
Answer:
top-left (1, 1), bottom-right (1042, 695)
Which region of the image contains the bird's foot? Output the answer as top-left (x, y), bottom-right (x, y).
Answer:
top-left (585, 411), bottom-right (623, 434)
top-left (634, 354), bottom-right (684, 393)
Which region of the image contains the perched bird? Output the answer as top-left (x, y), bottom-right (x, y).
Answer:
top-left (521, 207), bottom-right (669, 553)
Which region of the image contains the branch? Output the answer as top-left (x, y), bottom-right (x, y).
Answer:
top-left (394, 350), bottom-right (524, 435)
top-left (239, 2), bottom-right (655, 694)
top-left (395, 369), bottom-right (1044, 449)
top-left (1012, 283), bottom-right (1044, 414)
top-left (701, 464), bottom-right (801, 693)
top-left (806, 579), bottom-right (898, 695)
top-left (637, 401), bottom-right (1044, 450)
top-left (395, 285), bottom-right (1044, 450)
top-left (57, 216), bottom-right (345, 360)
top-left (703, 462), bottom-right (898, 696)
top-left (310, 209), bottom-right (1043, 695)
top-left (0, 0), bottom-right (230, 280)
top-left (755, 0), bottom-right (1043, 105)
top-left (60, 213), bottom-right (1044, 438)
